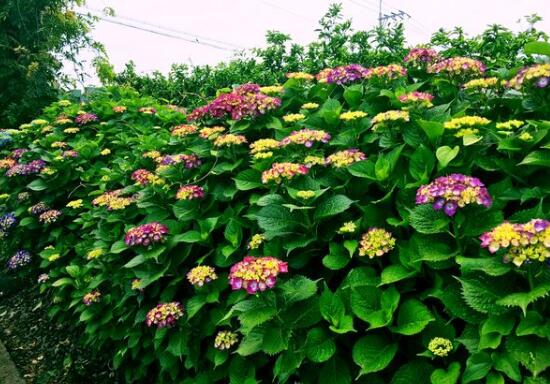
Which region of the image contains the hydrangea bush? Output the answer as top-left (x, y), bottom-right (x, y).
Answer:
top-left (1, 46), bottom-right (550, 383)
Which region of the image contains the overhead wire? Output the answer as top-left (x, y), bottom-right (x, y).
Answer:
top-left (256, 0), bottom-right (316, 22)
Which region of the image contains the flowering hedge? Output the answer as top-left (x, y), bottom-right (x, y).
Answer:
top-left (1, 51), bottom-right (550, 383)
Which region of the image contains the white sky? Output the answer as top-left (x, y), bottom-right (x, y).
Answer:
top-left (73, 0), bottom-right (550, 84)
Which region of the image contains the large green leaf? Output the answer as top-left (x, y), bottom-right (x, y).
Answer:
top-left (314, 194), bottom-right (355, 220)
top-left (352, 334), bottom-right (398, 376)
top-left (304, 327), bottom-right (336, 363)
top-left (391, 299), bottom-right (435, 335)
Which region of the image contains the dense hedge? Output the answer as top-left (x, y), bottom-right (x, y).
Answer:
top-left (1, 44), bottom-right (550, 384)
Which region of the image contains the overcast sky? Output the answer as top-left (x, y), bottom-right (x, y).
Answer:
top-left (73, 0), bottom-right (550, 83)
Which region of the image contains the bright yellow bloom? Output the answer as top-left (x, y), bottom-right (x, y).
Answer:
top-left (428, 338), bottom-right (453, 357)
top-left (250, 138), bottom-right (280, 154)
top-left (187, 265), bottom-right (218, 287)
top-left (338, 221), bottom-right (357, 234)
top-left (253, 151), bottom-right (273, 160)
top-left (282, 113), bottom-right (305, 123)
top-left (213, 134), bottom-right (247, 147)
top-left (248, 234), bottom-right (265, 250)
top-left (444, 116), bottom-right (491, 130)
top-left (66, 199), bottom-right (83, 209)
top-left (286, 72), bottom-right (315, 81)
top-left (371, 110), bottom-right (409, 126)
top-left (48, 254), bottom-right (61, 262)
top-left (296, 190), bottom-right (315, 199)
top-left (100, 149), bottom-right (111, 155)
top-left (359, 228), bottom-right (395, 258)
top-left (0, 193), bottom-right (9, 200)
top-left (63, 127), bottom-right (80, 134)
top-left (41, 167), bottom-right (56, 175)
top-left (301, 102), bottom-right (319, 110)
top-left (303, 155), bottom-right (325, 166)
top-left (199, 126), bottom-right (225, 139)
top-left (58, 100), bottom-right (71, 107)
top-left (496, 120), bottom-right (524, 130)
top-left (87, 248), bottom-right (104, 260)
top-left (31, 119), bottom-right (48, 125)
top-left (340, 111), bottom-right (367, 121)
top-left (463, 77), bottom-right (499, 90)
top-left (260, 85), bottom-right (284, 95)
top-left (143, 151), bottom-right (161, 159)
top-left (519, 132), bottom-right (533, 141)
top-left (214, 331), bottom-right (239, 350)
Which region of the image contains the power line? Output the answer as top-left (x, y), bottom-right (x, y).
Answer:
top-left (84, 7), bottom-right (246, 50)
top-left (76, 11), bottom-right (236, 52)
top-left (256, 0), bottom-right (316, 22)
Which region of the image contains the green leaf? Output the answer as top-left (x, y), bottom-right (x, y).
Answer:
top-left (379, 265), bottom-right (417, 286)
top-left (319, 286), bottom-right (345, 328)
top-left (456, 256), bottom-right (511, 276)
top-left (110, 240), bottom-right (128, 254)
top-left (524, 41), bottom-right (550, 56)
top-left (506, 335), bottom-right (550, 376)
top-left (322, 242), bottom-right (351, 270)
top-left (173, 230), bottom-right (202, 243)
top-left (408, 205), bottom-right (450, 234)
top-left (352, 334), bottom-right (397, 376)
top-left (304, 328), bottom-right (336, 363)
top-left (462, 352), bottom-right (492, 384)
top-left (314, 195), bottom-right (354, 220)
top-left (459, 275), bottom-right (512, 315)
top-left (430, 362), bottom-right (461, 384)
top-left (391, 299), bottom-right (434, 335)
top-left (496, 282), bottom-right (550, 316)
top-left (343, 84), bottom-right (363, 107)
top-left (516, 311), bottom-right (550, 338)
top-left (224, 219), bottom-right (242, 247)
top-left (52, 277), bottom-right (73, 287)
top-left (392, 360), bottom-right (433, 384)
top-left (436, 145), bottom-right (460, 168)
top-left (519, 151), bottom-right (550, 167)
top-left (27, 179), bottom-right (48, 191)
top-left (262, 325), bottom-right (289, 355)
top-left (234, 169), bottom-right (263, 190)
top-left (280, 276), bottom-right (317, 304)
top-left (492, 350), bottom-right (522, 382)
top-left (319, 357), bottom-right (352, 384)
top-left (418, 119), bottom-right (445, 141)
top-left (123, 254), bottom-right (145, 268)
top-left (256, 205), bottom-right (300, 234)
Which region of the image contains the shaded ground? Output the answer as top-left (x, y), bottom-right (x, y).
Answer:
top-left (0, 283), bottom-right (118, 384)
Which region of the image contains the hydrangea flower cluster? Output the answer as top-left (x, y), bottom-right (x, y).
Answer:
top-left (443, 116), bottom-right (491, 137)
top-left (507, 63), bottom-right (550, 89)
top-left (326, 64), bottom-right (368, 85)
top-left (416, 174), bottom-right (492, 216)
top-left (145, 302), bottom-right (184, 328)
top-left (63, 127), bottom-right (80, 134)
top-left (155, 154), bottom-right (202, 169)
top-left (280, 129), bottom-right (331, 147)
top-left (17, 192), bottom-right (30, 201)
top-left (371, 110), bottom-right (410, 126)
top-left (6, 250), bottom-right (31, 270)
top-left (282, 113), bottom-right (306, 123)
top-left (398, 91), bottom-right (434, 107)
top-left (428, 338), bottom-right (453, 357)
top-left (83, 290), bottom-right (101, 306)
top-left (0, 212), bottom-right (16, 237)
top-left (248, 234), bottom-right (265, 249)
top-left (296, 190), bottom-right (315, 199)
top-left (37, 273), bottom-right (49, 283)
top-left (338, 221), bottom-right (357, 234)
top-left (403, 47), bottom-right (439, 65)
top-left (214, 331), bottom-right (239, 350)
top-left (213, 134), bottom-right (247, 147)
top-left (125, 222), bottom-right (169, 247)
top-left (176, 185), bottom-right (204, 200)
top-left (301, 102), bottom-right (319, 110)
top-left (250, 138), bottom-right (280, 155)
top-left (495, 120), bottom-right (524, 130)
top-left (171, 124), bottom-right (198, 137)
top-left (29, 202), bottom-right (49, 216)
top-left (74, 113), bottom-right (98, 125)
top-left (112, 106), bottom-right (127, 113)
top-left (199, 126), bottom-right (225, 139)
top-left (229, 256), bottom-right (288, 294)
top-left (286, 72), bottom-right (315, 81)
top-left (87, 248), bottom-right (104, 260)
top-left (131, 169), bottom-right (163, 186)
top-left (316, 68), bottom-right (332, 83)
top-left (93, 190), bottom-right (135, 210)
top-left (139, 107), bottom-right (157, 114)
top-left (259, 85), bottom-right (284, 95)
top-left (0, 158), bottom-right (16, 170)
top-left (10, 148), bottom-right (28, 160)
top-left (463, 77), bottom-right (499, 90)
top-left (261, 162), bottom-right (309, 184)
top-left (188, 83), bottom-right (281, 121)
top-left (5, 159), bottom-right (46, 177)
top-left (66, 199), bottom-right (83, 209)
top-left (61, 150), bottom-right (78, 159)
top-left (326, 149), bottom-right (366, 168)
top-left (39, 209), bottom-right (62, 224)
top-left (359, 228), bottom-right (396, 258)
top-left (364, 64), bottom-right (407, 80)
top-left (480, 219), bottom-right (550, 267)
top-left (428, 57), bottom-right (486, 77)
top-left (131, 279), bottom-right (143, 291)
top-left (187, 265), bottom-right (218, 287)
top-left (0, 130), bottom-right (13, 148)
top-left (339, 111), bottom-right (368, 121)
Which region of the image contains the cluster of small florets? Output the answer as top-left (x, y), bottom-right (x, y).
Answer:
top-left (250, 138), bottom-right (280, 155)
top-left (146, 302), bottom-right (184, 328)
top-left (199, 126), bottom-right (225, 139)
top-left (166, 104), bottom-right (186, 114)
top-left (37, 273), bottom-right (49, 283)
top-left (63, 127), bottom-right (80, 134)
top-left (301, 102), bottom-right (319, 110)
top-left (339, 111), bottom-right (368, 121)
top-left (17, 192), bottom-right (30, 201)
top-left (371, 110), bottom-right (410, 126)
top-left (39, 209), bottom-right (62, 224)
top-left (176, 185), bottom-right (204, 200)
top-left (28, 202), bottom-right (49, 216)
top-left (0, 158), bottom-right (16, 170)
top-left (507, 63), bottom-right (550, 90)
top-left (326, 64), bottom-right (368, 85)
top-left (51, 142), bottom-right (67, 149)
top-left (416, 174), bottom-right (492, 216)
top-left (0, 212), bottom-right (17, 237)
top-left (5, 159), bottom-right (46, 177)
top-left (143, 150), bottom-right (161, 160)
top-left (428, 57), bottom-right (486, 77)
top-left (296, 190), bottom-right (315, 200)
top-left (463, 77), bottom-right (499, 90)
top-left (282, 113), bottom-right (306, 123)
top-left (495, 120), bottom-right (524, 130)
top-left (316, 68), bottom-right (332, 83)
top-left (443, 116), bottom-right (491, 137)
top-left (259, 85), bottom-right (284, 95)
top-left (248, 234), bottom-right (265, 250)
top-left (10, 148), bottom-right (28, 160)
top-left (229, 256), bottom-right (288, 294)
top-left (6, 250), bottom-right (32, 270)
top-left (280, 129), bottom-right (331, 147)
top-left (83, 290), bottom-right (101, 306)
top-left (155, 154), bottom-right (201, 169)
top-left (286, 72), bottom-right (315, 81)
top-left (398, 92), bottom-right (434, 107)
top-left (364, 64), bottom-right (407, 80)
top-left (93, 190), bottom-right (136, 210)
top-left (261, 162), bottom-right (309, 184)
top-left (66, 199), bottom-right (83, 209)
top-left (61, 150), bottom-right (78, 159)
top-left (480, 219), bottom-right (550, 267)
top-left (86, 248), bottom-right (104, 260)
top-left (187, 265), bottom-right (218, 287)
top-left (214, 331), bottom-right (239, 350)
top-left (125, 222), bottom-right (169, 247)
top-left (338, 221), bottom-right (357, 234)
top-left (325, 149), bottom-right (366, 168)
top-left (139, 107), bottom-right (157, 114)
top-left (131, 169), bottom-right (163, 186)
top-left (428, 338), bottom-right (453, 357)
top-left (213, 134), bottom-right (247, 147)
top-left (359, 228), bottom-right (396, 258)
top-left (171, 124), bottom-right (198, 137)
top-left (74, 113), bottom-right (98, 125)
top-left (188, 83), bottom-right (281, 121)
top-left (403, 47), bottom-right (440, 65)
top-left (112, 106), bottom-right (127, 113)
top-left (0, 130), bottom-right (12, 148)
top-left (131, 279), bottom-right (143, 291)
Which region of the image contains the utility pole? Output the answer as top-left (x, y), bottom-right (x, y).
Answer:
top-left (378, 0), bottom-right (383, 27)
